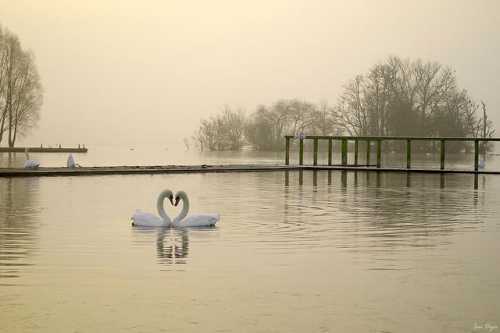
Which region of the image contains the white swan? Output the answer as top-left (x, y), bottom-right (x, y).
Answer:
top-left (132, 190), bottom-right (174, 227)
top-left (172, 191), bottom-right (220, 227)
top-left (24, 148), bottom-right (40, 169)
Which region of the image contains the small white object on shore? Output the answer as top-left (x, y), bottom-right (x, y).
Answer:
top-left (24, 148), bottom-right (40, 169)
top-left (67, 154), bottom-right (76, 168)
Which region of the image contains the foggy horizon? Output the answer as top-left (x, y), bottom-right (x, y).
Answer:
top-left (2, 0), bottom-right (499, 147)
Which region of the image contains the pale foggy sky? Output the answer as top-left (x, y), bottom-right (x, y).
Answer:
top-left (1, 0), bottom-right (499, 146)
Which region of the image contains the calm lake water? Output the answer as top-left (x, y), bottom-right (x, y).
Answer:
top-left (1, 149), bottom-right (500, 332)
top-left (1, 141), bottom-right (499, 170)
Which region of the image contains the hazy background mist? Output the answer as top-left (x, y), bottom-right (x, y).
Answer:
top-left (2, 0), bottom-right (499, 147)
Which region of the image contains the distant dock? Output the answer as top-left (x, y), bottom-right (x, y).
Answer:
top-left (0, 146), bottom-right (87, 153)
top-left (0, 164), bottom-right (498, 178)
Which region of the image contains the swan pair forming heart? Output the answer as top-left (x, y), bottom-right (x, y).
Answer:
top-left (132, 190), bottom-right (220, 228)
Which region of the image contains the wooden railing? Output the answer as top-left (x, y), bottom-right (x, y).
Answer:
top-left (284, 135), bottom-right (500, 172)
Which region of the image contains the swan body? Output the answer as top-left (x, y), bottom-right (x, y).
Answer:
top-left (172, 191), bottom-right (220, 227)
top-left (174, 213), bottom-right (220, 227)
top-left (24, 149), bottom-right (40, 169)
top-left (132, 190), bottom-right (174, 227)
top-left (132, 210), bottom-right (165, 226)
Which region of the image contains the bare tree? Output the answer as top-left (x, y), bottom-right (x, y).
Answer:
top-left (0, 25), bottom-right (42, 147)
top-left (194, 106), bottom-right (246, 151)
top-left (334, 56), bottom-right (493, 151)
top-left (244, 99), bottom-right (338, 151)
top-left (0, 26), bottom-right (8, 144)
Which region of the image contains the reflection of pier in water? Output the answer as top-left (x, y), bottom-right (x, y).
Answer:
top-left (285, 169), bottom-right (484, 189)
top-left (282, 169), bottom-right (485, 260)
top-left (0, 178), bottom-right (40, 282)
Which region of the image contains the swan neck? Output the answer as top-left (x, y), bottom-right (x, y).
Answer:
top-left (175, 192), bottom-right (189, 223)
top-left (157, 191), bottom-right (172, 223)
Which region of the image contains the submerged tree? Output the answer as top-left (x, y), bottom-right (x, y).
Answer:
top-left (193, 106), bottom-right (246, 151)
top-left (0, 25), bottom-right (42, 147)
top-left (195, 99), bottom-right (339, 151)
top-left (333, 56), bottom-right (493, 151)
top-left (245, 99), bottom-right (338, 151)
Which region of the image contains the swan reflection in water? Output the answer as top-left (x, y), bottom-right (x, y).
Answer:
top-left (156, 228), bottom-right (189, 265)
top-left (132, 227), bottom-right (189, 265)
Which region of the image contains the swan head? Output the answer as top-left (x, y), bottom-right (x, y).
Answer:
top-left (165, 191), bottom-right (174, 205)
top-left (157, 189), bottom-right (174, 205)
top-left (174, 191), bottom-right (187, 206)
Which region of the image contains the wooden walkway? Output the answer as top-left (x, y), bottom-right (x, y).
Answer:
top-left (0, 146), bottom-right (88, 153)
top-left (0, 164), bottom-right (498, 178)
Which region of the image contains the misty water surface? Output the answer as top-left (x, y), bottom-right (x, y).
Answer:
top-left (0, 165), bottom-right (499, 332)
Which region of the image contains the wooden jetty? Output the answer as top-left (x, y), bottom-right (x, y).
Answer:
top-left (285, 135), bottom-right (500, 172)
top-left (0, 146), bottom-right (88, 153)
top-left (0, 164), bottom-right (499, 178)
top-left (0, 164), bottom-right (293, 177)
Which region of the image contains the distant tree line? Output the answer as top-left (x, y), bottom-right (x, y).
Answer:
top-left (194, 100), bottom-right (337, 152)
top-left (0, 25), bottom-right (42, 147)
top-left (194, 56), bottom-right (494, 152)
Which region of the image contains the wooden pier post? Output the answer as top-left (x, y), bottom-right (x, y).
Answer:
top-left (376, 139), bottom-right (382, 168)
top-left (313, 138), bottom-right (318, 166)
top-left (474, 139), bottom-right (479, 171)
top-left (406, 139), bottom-right (411, 169)
top-left (285, 137), bottom-right (290, 165)
top-left (341, 139), bottom-right (348, 166)
top-left (328, 138), bottom-right (333, 166)
top-left (354, 139), bottom-right (359, 166)
top-left (440, 139), bottom-right (446, 170)
top-left (366, 140), bottom-right (371, 166)
top-left (299, 138), bottom-right (304, 165)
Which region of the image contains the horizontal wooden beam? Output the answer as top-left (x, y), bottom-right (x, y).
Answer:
top-left (0, 164), bottom-right (497, 178)
top-left (284, 135), bottom-right (500, 142)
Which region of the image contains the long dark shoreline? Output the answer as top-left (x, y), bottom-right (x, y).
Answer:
top-left (0, 164), bottom-right (498, 178)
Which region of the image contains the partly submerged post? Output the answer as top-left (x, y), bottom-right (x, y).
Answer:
top-left (366, 140), bottom-right (371, 166)
top-left (440, 139), bottom-right (446, 170)
top-left (285, 137), bottom-right (290, 165)
top-left (474, 139), bottom-right (479, 171)
top-left (354, 139), bottom-right (359, 166)
top-left (341, 138), bottom-right (348, 166)
top-left (313, 138), bottom-right (318, 166)
top-left (406, 139), bottom-right (411, 169)
top-left (376, 139), bottom-right (382, 168)
top-left (328, 138), bottom-right (333, 166)
top-left (299, 138), bottom-right (304, 165)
